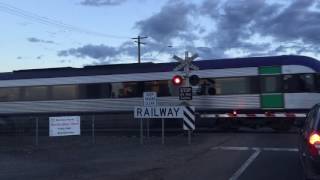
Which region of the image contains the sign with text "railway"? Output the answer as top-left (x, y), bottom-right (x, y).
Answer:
top-left (134, 106), bottom-right (196, 131)
top-left (134, 106), bottom-right (183, 118)
top-left (49, 116), bottom-right (81, 137)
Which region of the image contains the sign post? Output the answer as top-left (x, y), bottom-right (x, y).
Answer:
top-left (35, 117), bottom-right (39, 146)
top-left (173, 51), bottom-right (199, 144)
top-left (92, 115), bottom-right (95, 144)
top-left (162, 118), bottom-right (165, 145)
top-left (143, 92), bottom-right (157, 139)
top-left (140, 118), bottom-right (143, 145)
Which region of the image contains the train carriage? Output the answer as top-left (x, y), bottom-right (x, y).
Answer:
top-left (0, 55), bottom-right (319, 131)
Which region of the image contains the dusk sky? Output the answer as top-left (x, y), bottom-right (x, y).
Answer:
top-left (0, 0), bottom-right (320, 72)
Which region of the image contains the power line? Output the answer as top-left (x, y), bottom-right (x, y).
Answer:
top-left (0, 2), bottom-right (130, 39)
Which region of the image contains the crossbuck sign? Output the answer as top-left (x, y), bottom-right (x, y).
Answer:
top-left (173, 52), bottom-right (199, 73)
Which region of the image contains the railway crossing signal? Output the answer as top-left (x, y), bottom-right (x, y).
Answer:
top-left (189, 74), bottom-right (200, 86)
top-left (173, 51), bottom-right (199, 143)
top-left (172, 75), bottom-right (184, 86)
top-left (172, 74), bottom-right (200, 86)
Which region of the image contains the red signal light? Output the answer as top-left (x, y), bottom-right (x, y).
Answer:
top-left (172, 75), bottom-right (183, 86)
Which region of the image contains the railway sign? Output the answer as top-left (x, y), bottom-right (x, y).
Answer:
top-left (134, 106), bottom-right (195, 120)
top-left (49, 116), bottom-right (81, 137)
top-left (179, 87), bottom-right (192, 100)
top-left (134, 106), bottom-right (183, 119)
top-left (134, 106), bottom-right (195, 145)
top-left (143, 91), bottom-right (157, 106)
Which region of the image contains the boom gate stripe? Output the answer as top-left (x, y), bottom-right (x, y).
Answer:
top-left (200, 113), bottom-right (307, 118)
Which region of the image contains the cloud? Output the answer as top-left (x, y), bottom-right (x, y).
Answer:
top-left (80, 0), bottom-right (127, 6)
top-left (255, 0), bottom-right (320, 45)
top-left (27, 37), bottom-right (55, 44)
top-left (57, 40), bottom-right (176, 64)
top-left (198, 0), bottom-right (320, 58)
top-left (135, 1), bottom-right (197, 43)
top-left (201, 0), bottom-right (271, 49)
top-left (60, 0), bottom-right (320, 65)
top-left (58, 44), bottom-right (119, 61)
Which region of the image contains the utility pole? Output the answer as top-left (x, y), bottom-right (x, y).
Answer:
top-left (132, 35), bottom-right (148, 63)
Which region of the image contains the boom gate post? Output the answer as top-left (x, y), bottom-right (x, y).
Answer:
top-left (140, 118), bottom-right (144, 145)
top-left (92, 115), bottom-right (95, 144)
top-left (35, 117), bottom-right (39, 146)
top-left (173, 51), bottom-right (199, 144)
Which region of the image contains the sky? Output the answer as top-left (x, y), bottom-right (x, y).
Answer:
top-left (0, 0), bottom-right (320, 72)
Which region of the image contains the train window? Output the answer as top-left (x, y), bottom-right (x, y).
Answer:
top-left (124, 82), bottom-right (141, 97)
top-left (195, 79), bottom-right (211, 95)
top-left (260, 75), bottom-right (282, 93)
top-left (300, 74), bottom-right (315, 92)
top-left (112, 82), bottom-right (142, 98)
top-left (23, 86), bottom-right (48, 101)
top-left (144, 81), bottom-right (155, 92)
top-left (136, 82), bottom-right (145, 97)
top-left (110, 83), bottom-right (122, 98)
top-left (283, 74), bottom-right (315, 93)
top-left (196, 79), bottom-right (214, 95)
top-left (316, 74), bottom-right (320, 92)
top-left (0, 87), bottom-right (20, 101)
top-left (52, 85), bottom-right (78, 100)
top-left (144, 81), bottom-right (171, 97)
top-left (79, 83), bottom-right (111, 99)
top-left (214, 77), bottom-right (258, 95)
top-left (197, 77), bottom-right (259, 95)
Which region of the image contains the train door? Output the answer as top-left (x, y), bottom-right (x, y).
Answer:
top-left (259, 66), bottom-right (284, 109)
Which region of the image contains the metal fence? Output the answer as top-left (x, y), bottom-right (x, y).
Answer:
top-left (0, 114), bottom-right (185, 150)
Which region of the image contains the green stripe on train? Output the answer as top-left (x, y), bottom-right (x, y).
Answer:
top-left (259, 66), bottom-right (281, 74)
top-left (261, 94), bottom-right (284, 108)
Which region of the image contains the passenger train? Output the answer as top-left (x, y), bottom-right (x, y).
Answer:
top-left (0, 55), bottom-right (320, 131)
